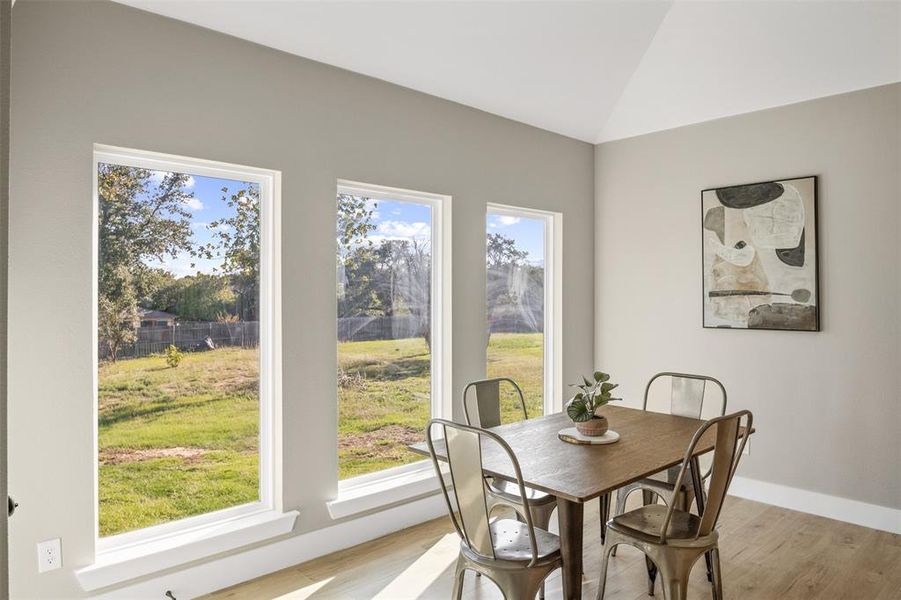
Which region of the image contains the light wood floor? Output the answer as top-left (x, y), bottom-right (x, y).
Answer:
top-left (206, 496), bottom-right (901, 599)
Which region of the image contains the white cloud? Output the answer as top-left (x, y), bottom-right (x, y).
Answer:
top-left (495, 215), bottom-right (520, 227)
top-left (376, 220), bottom-right (431, 240)
top-left (185, 197), bottom-right (204, 211)
top-left (150, 170), bottom-right (194, 188)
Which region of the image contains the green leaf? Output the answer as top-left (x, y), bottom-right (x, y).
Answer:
top-left (601, 382), bottom-right (618, 393)
top-left (593, 371), bottom-right (610, 383)
top-left (567, 400), bottom-right (592, 422)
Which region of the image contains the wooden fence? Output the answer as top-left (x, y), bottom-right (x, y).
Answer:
top-left (99, 321), bottom-right (259, 360)
top-left (337, 314), bottom-right (541, 343)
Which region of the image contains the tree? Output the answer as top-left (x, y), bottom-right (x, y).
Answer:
top-left (199, 184), bottom-right (261, 321)
top-left (486, 233), bottom-right (542, 344)
top-left (150, 273), bottom-right (236, 321)
top-left (98, 164), bottom-right (196, 360)
top-left (373, 239), bottom-right (431, 346)
top-left (98, 265), bottom-right (138, 361)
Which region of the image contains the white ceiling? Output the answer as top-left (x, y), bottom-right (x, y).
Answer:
top-left (115, 0), bottom-right (900, 144)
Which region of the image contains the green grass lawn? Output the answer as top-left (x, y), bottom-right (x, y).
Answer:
top-left (338, 332), bottom-right (544, 480)
top-left (98, 347), bottom-right (260, 537)
top-left (99, 333), bottom-right (545, 535)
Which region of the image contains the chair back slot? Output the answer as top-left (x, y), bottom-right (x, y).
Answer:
top-left (446, 426), bottom-right (495, 558)
top-left (463, 378), bottom-right (527, 428)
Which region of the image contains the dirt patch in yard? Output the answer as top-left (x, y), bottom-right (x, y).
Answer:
top-left (100, 447), bottom-right (208, 465)
top-left (339, 425), bottom-right (423, 458)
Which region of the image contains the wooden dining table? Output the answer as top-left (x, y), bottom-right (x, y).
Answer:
top-left (409, 404), bottom-right (750, 600)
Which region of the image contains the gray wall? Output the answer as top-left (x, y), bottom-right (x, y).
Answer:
top-left (9, 2), bottom-right (594, 597)
top-left (595, 84), bottom-right (900, 510)
top-left (1, 0), bottom-right (10, 596)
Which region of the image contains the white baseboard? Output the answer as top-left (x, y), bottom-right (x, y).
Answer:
top-left (95, 493), bottom-right (448, 599)
top-left (729, 476), bottom-right (901, 535)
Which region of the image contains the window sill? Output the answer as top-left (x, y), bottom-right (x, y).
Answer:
top-left (327, 461), bottom-right (445, 520)
top-left (75, 509), bottom-right (299, 592)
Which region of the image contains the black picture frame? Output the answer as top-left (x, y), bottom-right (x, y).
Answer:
top-left (701, 175), bottom-right (820, 332)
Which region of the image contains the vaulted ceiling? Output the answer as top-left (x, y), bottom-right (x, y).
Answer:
top-left (115, 0), bottom-right (901, 144)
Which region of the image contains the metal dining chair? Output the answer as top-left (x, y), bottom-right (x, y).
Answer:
top-left (463, 378), bottom-right (558, 533)
top-left (612, 373), bottom-right (727, 534)
top-left (427, 419), bottom-right (563, 600)
top-left (597, 410), bottom-right (753, 600)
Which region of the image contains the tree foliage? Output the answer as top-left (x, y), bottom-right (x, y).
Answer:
top-left (198, 185), bottom-right (261, 321)
top-left (97, 164), bottom-right (196, 360)
top-left (486, 233), bottom-right (543, 343)
top-left (150, 273), bottom-right (237, 322)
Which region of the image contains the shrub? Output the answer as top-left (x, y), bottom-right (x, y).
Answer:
top-left (165, 344), bottom-right (183, 368)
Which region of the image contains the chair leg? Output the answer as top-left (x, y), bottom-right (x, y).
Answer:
top-left (491, 566), bottom-right (548, 600)
top-left (641, 490), bottom-right (658, 595)
top-left (660, 573), bottom-right (689, 600)
top-left (611, 487), bottom-right (630, 557)
top-left (452, 557), bottom-right (466, 600)
top-left (710, 547), bottom-right (723, 600)
top-left (596, 533), bottom-right (617, 600)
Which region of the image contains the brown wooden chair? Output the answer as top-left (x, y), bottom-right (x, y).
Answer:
top-left (427, 419), bottom-right (562, 600)
top-left (597, 410), bottom-right (753, 600)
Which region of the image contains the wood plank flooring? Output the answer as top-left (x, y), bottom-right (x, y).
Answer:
top-left (205, 496), bottom-right (901, 599)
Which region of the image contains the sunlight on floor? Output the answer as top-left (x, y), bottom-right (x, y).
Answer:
top-left (371, 533), bottom-right (459, 599)
top-left (271, 576), bottom-right (334, 599)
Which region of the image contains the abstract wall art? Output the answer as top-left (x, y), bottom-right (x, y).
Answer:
top-left (702, 176), bottom-right (819, 331)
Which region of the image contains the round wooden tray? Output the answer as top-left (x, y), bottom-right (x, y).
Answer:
top-left (558, 427), bottom-right (620, 445)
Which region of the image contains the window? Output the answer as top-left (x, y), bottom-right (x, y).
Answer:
top-left (486, 205), bottom-right (560, 418)
top-left (93, 146), bottom-right (279, 544)
top-left (336, 181), bottom-right (451, 481)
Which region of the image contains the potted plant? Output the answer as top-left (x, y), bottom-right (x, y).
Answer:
top-left (567, 371), bottom-right (621, 436)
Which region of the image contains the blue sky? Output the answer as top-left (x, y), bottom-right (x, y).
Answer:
top-left (486, 212), bottom-right (545, 264)
top-left (142, 170), bottom-right (255, 278)
top-left (140, 180), bottom-right (546, 277)
top-left (360, 198), bottom-right (544, 263)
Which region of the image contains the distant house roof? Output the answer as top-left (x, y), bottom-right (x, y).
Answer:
top-left (138, 308), bottom-right (177, 320)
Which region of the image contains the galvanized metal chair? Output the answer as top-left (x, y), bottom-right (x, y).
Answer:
top-left (613, 373), bottom-right (727, 527)
top-left (427, 419), bottom-right (562, 600)
top-left (597, 410), bottom-right (753, 600)
top-left (463, 378), bottom-right (557, 533)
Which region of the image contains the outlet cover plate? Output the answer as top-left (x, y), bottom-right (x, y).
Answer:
top-left (37, 538), bottom-right (62, 573)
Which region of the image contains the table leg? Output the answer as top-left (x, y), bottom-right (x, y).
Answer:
top-left (690, 455), bottom-right (714, 583)
top-left (598, 492), bottom-right (610, 545)
top-left (557, 498), bottom-right (584, 600)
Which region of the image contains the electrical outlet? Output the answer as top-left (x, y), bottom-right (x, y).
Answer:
top-left (36, 538), bottom-right (62, 573)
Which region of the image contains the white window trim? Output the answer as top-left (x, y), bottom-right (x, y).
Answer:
top-left (487, 204), bottom-right (563, 414)
top-left (333, 180), bottom-right (452, 511)
top-left (89, 145), bottom-right (287, 568)
top-left (327, 460), bottom-right (448, 520)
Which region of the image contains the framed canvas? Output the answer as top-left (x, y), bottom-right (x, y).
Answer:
top-left (702, 175), bottom-right (819, 331)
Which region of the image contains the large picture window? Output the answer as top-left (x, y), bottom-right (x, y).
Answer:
top-left (486, 205), bottom-right (560, 419)
top-left (336, 181), bottom-right (450, 481)
top-left (94, 146), bottom-right (278, 542)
